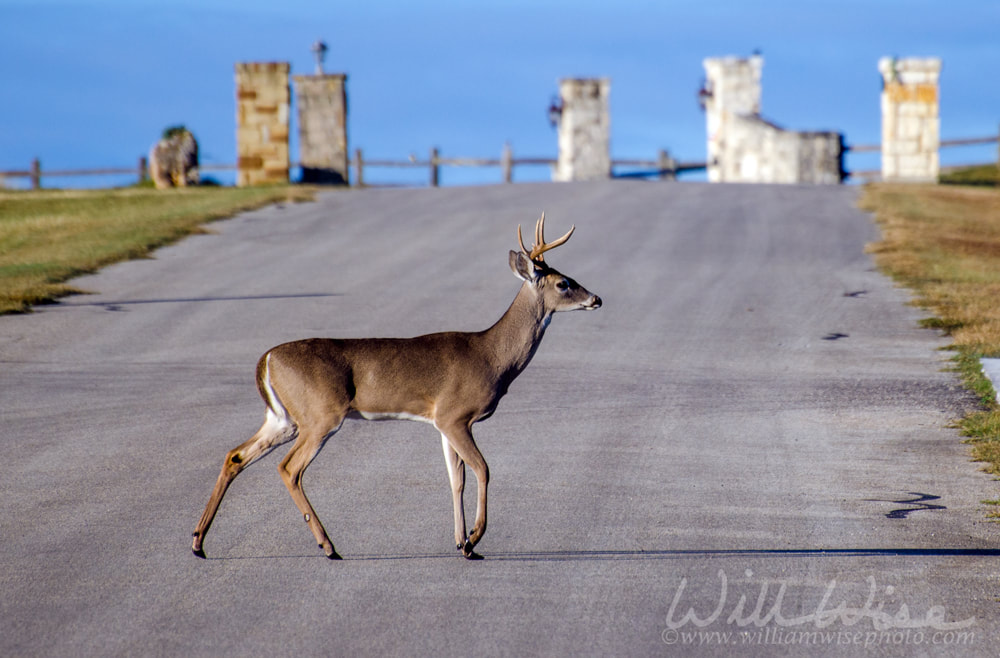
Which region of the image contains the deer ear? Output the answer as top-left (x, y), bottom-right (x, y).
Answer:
top-left (509, 250), bottom-right (539, 282)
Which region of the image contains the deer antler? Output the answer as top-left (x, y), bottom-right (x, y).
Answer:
top-left (517, 212), bottom-right (575, 262)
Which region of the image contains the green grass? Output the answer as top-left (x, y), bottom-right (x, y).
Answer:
top-left (861, 183), bottom-right (1000, 480)
top-left (0, 185), bottom-right (315, 314)
top-left (940, 163), bottom-right (1000, 187)
top-left (982, 496), bottom-right (1000, 519)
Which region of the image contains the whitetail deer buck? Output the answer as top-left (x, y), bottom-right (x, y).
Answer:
top-left (192, 213), bottom-right (600, 560)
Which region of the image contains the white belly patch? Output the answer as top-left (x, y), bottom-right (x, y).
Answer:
top-left (351, 410), bottom-right (435, 425)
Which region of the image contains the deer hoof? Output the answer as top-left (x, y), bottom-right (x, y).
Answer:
top-left (461, 540), bottom-right (483, 560)
top-left (191, 533), bottom-right (206, 559)
top-left (323, 545), bottom-right (342, 560)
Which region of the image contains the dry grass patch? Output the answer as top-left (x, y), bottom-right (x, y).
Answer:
top-left (861, 183), bottom-right (1000, 481)
top-left (0, 185), bottom-right (315, 314)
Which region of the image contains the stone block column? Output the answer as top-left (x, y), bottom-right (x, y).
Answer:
top-left (293, 73), bottom-right (348, 184)
top-left (879, 57), bottom-right (941, 182)
top-left (702, 54), bottom-right (842, 184)
top-left (235, 62), bottom-right (290, 186)
top-left (702, 55), bottom-right (763, 183)
top-left (553, 78), bottom-right (611, 182)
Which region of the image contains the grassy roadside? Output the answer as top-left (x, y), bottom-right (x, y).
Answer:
top-left (940, 163), bottom-right (1000, 188)
top-left (0, 185), bottom-right (315, 314)
top-left (860, 183), bottom-right (1000, 491)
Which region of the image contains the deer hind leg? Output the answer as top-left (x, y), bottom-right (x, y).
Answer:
top-left (439, 422), bottom-right (489, 560)
top-left (441, 433), bottom-right (468, 552)
top-left (192, 409), bottom-right (296, 558)
top-left (277, 418), bottom-right (344, 559)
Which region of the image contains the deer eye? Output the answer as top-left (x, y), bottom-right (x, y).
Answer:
top-left (555, 279), bottom-right (570, 291)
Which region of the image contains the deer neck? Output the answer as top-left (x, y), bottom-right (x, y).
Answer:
top-left (481, 282), bottom-right (551, 377)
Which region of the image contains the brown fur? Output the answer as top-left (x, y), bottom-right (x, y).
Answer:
top-left (192, 218), bottom-right (600, 560)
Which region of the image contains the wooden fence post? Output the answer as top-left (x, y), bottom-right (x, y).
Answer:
top-left (658, 149), bottom-right (677, 181)
top-left (430, 147), bottom-right (440, 187)
top-left (502, 142), bottom-right (513, 183)
top-left (138, 156), bottom-right (148, 184)
top-left (30, 158), bottom-right (41, 190)
top-left (354, 148), bottom-right (364, 187)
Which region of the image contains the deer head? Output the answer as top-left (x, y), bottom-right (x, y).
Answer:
top-left (509, 212), bottom-right (601, 313)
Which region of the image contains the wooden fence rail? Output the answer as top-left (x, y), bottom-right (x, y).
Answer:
top-left (846, 134), bottom-right (1000, 153)
top-left (3, 131), bottom-right (996, 189)
top-left (844, 129), bottom-right (1000, 181)
top-left (0, 157), bottom-right (251, 190)
top-left (0, 145), bottom-right (703, 189)
top-left (351, 145), bottom-right (705, 187)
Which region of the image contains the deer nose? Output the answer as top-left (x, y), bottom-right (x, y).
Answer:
top-left (584, 295), bottom-right (602, 310)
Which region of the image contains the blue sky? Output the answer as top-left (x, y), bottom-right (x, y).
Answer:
top-left (2, 0), bottom-right (998, 188)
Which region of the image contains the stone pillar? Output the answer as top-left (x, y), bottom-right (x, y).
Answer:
top-left (235, 62), bottom-right (290, 186)
top-left (293, 73), bottom-right (348, 184)
top-left (702, 54), bottom-right (842, 184)
top-left (879, 57), bottom-right (941, 182)
top-left (702, 55), bottom-right (763, 183)
top-left (554, 78), bottom-right (611, 182)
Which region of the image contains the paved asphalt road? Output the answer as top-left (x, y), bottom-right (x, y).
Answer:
top-left (2, 181), bottom-right (997, 656)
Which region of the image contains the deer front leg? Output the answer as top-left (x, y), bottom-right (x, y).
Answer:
top-left (440, 423), bottom-right (489, 560)
top-left (192, 413), bottom-right (295, 558)
top-left (192, 457), bottom-right (239, 559)
top-left (277, 425), bottom-right (342, 559)
top-left (440, 433), bottom-right (468, 551)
